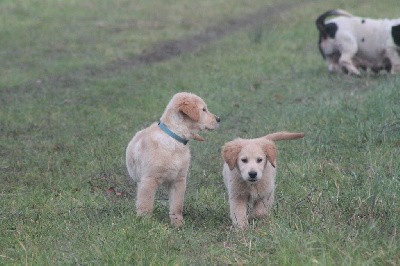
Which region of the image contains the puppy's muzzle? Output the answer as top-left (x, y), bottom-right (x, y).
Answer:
top-left (248, 171), bottom-right (257, 182)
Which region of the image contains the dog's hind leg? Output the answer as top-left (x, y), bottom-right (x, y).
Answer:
top-left (326, 57), bottom-right (342, 73)
top-left (339, 54), bottom-right (360, 75)
top-left (337, 32), bottom-right (360, 75)
top-left (136, 178), bottom-right (158, 216)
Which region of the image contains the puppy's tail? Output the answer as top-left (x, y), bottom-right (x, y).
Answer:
top-left (316, 9), bottom-right (353, 33)
top-left (264, 132), bottom-right (305, 142)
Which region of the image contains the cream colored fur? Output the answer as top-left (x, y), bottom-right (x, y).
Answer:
top-left (126, 92), bottom-right (220, 226)
top-left (221, 132), bottom-right (304, 228)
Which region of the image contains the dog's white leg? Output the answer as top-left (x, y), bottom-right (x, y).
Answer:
top-left (168, 178), bottom-right (186, 227)
top-left (392, 64), bottom-right (400, 74)
top-left (229, 196), bottom-right (249, 228)
top-left (328, 62), bottom-right (342, 73)
top-left (336, 33), bottom-right (360, 75)
top-left (325, 57), bottom-right (342, 73)
top-left (339, 54), bottom-right (360, 75)
top-left (136, 178), bottom-right (158, 216)
top-left (386, 48), bottom-right (400, 74)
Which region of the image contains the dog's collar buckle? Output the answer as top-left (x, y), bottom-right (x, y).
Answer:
top-left (158, 122), bottom-right (188, 145)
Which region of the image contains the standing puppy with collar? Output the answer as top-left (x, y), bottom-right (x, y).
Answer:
top-left (126, 92), bottom-right (220, 226)
top-left (222, 132), bottom-right (304, 228)
top-left (316, 9), bottom-right (400, 75)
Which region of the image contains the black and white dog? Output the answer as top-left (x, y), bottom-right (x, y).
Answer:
top-left (316, 10), bottom-right (400, 75)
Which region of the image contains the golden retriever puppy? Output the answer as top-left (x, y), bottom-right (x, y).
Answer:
top-left (222, 132), bottom-right (304, 228)
top-left (126, 92), bottom-right (220, 226)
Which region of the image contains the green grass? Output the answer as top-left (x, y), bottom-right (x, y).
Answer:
top-left (1, 0), bottom-right (399, 264)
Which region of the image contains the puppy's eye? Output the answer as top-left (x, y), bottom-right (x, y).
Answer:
top-left (202, 107), bottom-right (207, 112)
top-left (257, 158), bottom-right (263, 163)
top-left (241, 158), bottom-right (248, 163)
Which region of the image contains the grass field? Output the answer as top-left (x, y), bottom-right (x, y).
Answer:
top-left (1, 0), bottom-right (399, 264)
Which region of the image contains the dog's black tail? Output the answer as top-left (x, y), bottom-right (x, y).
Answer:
top-left (316, 9), bottom-right (353, 34)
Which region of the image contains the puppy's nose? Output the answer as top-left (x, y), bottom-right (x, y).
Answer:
top-left (215, 116), bottom-right (220, 123)
top-left (249, 171), bottom-right (257, 179)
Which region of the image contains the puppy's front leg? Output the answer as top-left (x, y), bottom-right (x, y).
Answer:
top-left (253, 190), bottom-right (274, 219)
top-left (230, 196), bottom-right (249, 228)
top-left (168, 178), bottom-right (187, 227)
top-left (136, 178), bottom-right (158, 216)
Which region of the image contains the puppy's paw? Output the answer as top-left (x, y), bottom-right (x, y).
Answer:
top-left (136, 208), bottom-right (153, 217)
top-left (170, 214), bottom-right (184, 227)
top-left (232, 220), bottom-right (249, 229)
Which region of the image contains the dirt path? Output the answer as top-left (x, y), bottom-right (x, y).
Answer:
top-left (4, 1), bottom-right (309, 96)
top-left (134, 2), bottom-right (298, 65)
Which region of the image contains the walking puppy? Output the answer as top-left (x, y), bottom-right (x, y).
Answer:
top-left (222, 132), bottom-right (304, 228)
top-left (316, 9), bottom-right (400, 75)
top-left (126, 92), bottom-right (220, 226)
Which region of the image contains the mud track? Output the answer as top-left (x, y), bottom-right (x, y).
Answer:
top-left (4, 1), bottom-right (309, 95)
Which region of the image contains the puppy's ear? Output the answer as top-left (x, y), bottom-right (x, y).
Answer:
top-left (262, 141), bottom-right (277, 168)
top-left (178, 97), bottom-right (200, 121)
top-left (222, 140), bottom-right (242, 171)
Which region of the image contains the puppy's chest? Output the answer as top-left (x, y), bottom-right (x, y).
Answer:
top-left (165, 151), bottom-right (189, 170)
top-left (160, 143), bottom-right (190, 160)
top-left (248, 184), bottom-right (269, 201)
top-left (156, 142), bottom-right (191, 176)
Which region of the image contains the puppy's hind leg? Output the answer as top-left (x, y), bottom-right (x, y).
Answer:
top-left (325, 54), bottom-right (342, 73)
top-left (339, 53), bottom-right (360, 75)
top-left (168, 178), bottom-right (187, 227)
top-left (337, 33), bottom-right (360, 75)
top-left (136, 178), bottom-right (158, 216)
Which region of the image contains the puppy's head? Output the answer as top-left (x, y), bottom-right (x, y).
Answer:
top-left (162, 92), bottom-right (220, 141)
top-left (222, 139), bottom-right (276, 183)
